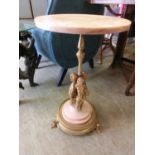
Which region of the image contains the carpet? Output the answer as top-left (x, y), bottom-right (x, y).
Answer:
top-left (20, 53), bottom-right (134, 155)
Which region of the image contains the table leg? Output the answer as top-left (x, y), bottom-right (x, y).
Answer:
top-left (125, 69), bottom-right (135, 96)
top-left (112, 31), bottom-right (128, 67)
top-left (77, 34), bottom-right (85, 76)
top-left (53, 34), bottom-right (100, 135)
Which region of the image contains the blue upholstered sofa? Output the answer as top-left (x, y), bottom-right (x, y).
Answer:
top-left (31, 0), bottom-right (104, 86)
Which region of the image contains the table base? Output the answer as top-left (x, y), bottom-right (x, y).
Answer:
top-left (56, 99), bottom-right (97, 135)
top-left (51, 34), bottom-right (102, 135)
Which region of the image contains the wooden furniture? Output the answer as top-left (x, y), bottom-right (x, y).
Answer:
top-left (87, 0), bottom-right (135, 96)
top-left (86, 0), bottom-right (135, 66)
top-left (35, 14), bottom-right (131, 135)
top-left (125, 69), bottom-right (135, 96)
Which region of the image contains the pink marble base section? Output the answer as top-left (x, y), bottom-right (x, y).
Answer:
top-left (62, 100), bottom-right (93, 124)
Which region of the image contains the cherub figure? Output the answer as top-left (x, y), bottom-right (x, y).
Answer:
top-left (75, 72), bottom-right (89, 111)
top-left (68, 73), bottom-right (78, 104)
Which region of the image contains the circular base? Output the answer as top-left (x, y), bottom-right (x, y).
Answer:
top-left (62, 100), bottom-right (93, 124)
top-left (57, 99), bottom-right (97, 135)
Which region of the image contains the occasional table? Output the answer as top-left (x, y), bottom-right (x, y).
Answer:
top-left (35, 14), bottom-right (131, 135)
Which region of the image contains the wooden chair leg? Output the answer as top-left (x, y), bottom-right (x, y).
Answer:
top-left (125, 70), bottom-right (135, 96)
top-left (57, 68), bottom-right (68, 87)
top-left (88, 59), bottom-right (94, 68)
top-left (98, 46), bottom-right (103, 64)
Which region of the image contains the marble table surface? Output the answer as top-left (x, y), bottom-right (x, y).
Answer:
top-left (35, 14), bottom-right (131, 35)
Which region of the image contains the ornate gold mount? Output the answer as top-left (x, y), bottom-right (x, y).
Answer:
top-left (51, 35), bottom-right (101, 135)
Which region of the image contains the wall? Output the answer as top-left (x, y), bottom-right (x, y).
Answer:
top-left (19, 0), bottom-right (48, 19)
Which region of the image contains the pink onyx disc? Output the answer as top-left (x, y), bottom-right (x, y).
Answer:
top-left (62, 100), bottom-right (93, 124)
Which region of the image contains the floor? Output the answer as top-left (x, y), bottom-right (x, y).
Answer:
top-left (20, 53), bottom-right (135, 155)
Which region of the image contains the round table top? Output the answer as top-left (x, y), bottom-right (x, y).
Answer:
top-left (35, 14), bottom-right (131, 35)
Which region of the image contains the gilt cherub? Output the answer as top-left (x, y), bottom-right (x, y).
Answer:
top-left (68, 73), bottom-right (78, 104)
top-left (75, 72), bottom-right (89, 111)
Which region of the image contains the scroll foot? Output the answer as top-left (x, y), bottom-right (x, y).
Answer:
top-left (96, 123), bottom-right (102, 133)
top-left (51, 120), bottom-right (58, 129)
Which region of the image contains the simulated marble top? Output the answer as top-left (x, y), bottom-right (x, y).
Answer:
top-left (35, 14), bottom-right (131, 35)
